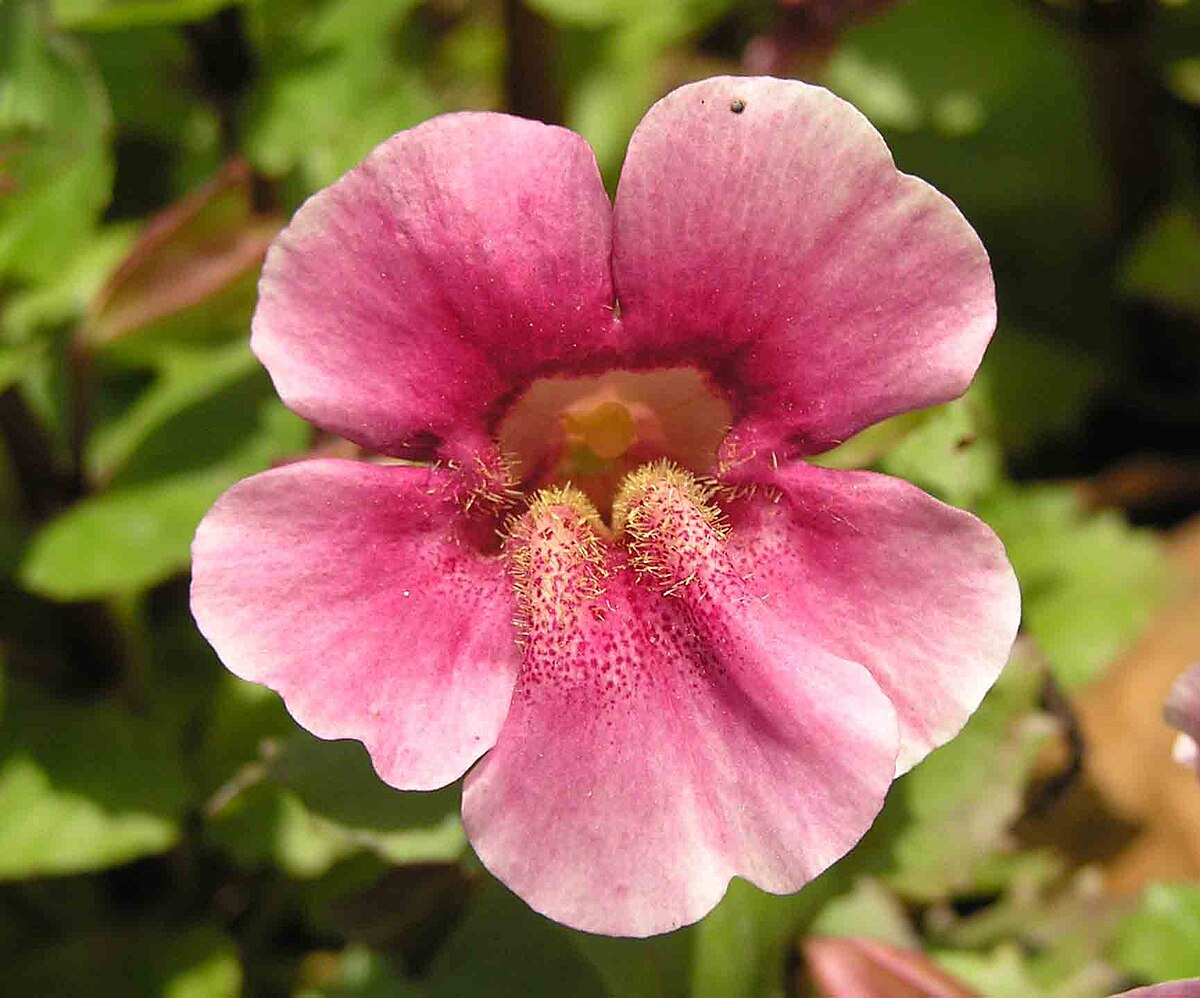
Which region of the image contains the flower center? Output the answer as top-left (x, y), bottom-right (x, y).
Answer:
top-left (496, 367), bottom-right (732, 518)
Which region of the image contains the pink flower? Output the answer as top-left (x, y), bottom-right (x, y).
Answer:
top-left (191, 76), bottom-right (1020, 937)
top-left (1166, 664), bottom-right (1200, 779)
top-left (1114, 981), bottom-right (1200, 998)
top-left (802, 936), bottom-right (977, 996)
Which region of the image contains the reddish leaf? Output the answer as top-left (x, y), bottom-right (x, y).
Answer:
top-left (85, 159), bottom-right (279, 346)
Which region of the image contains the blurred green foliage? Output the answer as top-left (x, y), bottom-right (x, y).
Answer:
top-left (1113, 882), bottom-right (1200, 981)
top-left (2, 0), bottom-right (1200, 994)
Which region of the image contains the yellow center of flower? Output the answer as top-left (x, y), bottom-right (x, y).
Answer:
top-left (562, 400), bottom-right (638, 465)
top-left (496, 367), bottom-right (732, 519)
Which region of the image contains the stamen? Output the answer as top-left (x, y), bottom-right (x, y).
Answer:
top-left (495, 367), bottom-right (733, 518)
top-left (611, 461), bottom-right (728, 592)
top-left (506, 486), bottom-right (609, 653)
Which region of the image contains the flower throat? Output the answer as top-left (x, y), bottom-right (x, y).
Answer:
top-left (496, 367), bottom-right (733, 520)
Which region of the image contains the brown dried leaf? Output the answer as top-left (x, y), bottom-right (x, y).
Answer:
top-left (1017, 516), bottom-right (1200, 890)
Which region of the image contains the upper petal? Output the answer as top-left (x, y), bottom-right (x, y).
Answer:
top-left (253, 113), bottom-right (617, 459)
top-left (463, 481), bottom-right (897, 936)
top-left (724, 462), bottom-right (1020, 774)
top-left (612, 76), bottom-right (995, 460)
top-left (190, 459), bottom-right (521, 790)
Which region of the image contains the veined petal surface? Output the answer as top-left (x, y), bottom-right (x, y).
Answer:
top-left (191, 459), bottom-right (520, 790)
top-left (253, 114), bottom-right (617, 459)
top-left (612, 76), bottom-right (995, 460)
top-left (463, 485), bottom-right (897, 936)
top-left (724, 462), bottom-right (1020, 774)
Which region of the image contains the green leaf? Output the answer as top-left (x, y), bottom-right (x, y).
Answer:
top-left (884, 646), bottom-right (1050, 901)
top-left (980, 328), bottom-right (1105, 456)
top-left (0, 223), bottom-right (136, 340)
top-left (690, 872), bottom-right (847, 998)
top-left (812, 392), bottom-right (1000, 507)
top-left (162, 930), bottom-right (243, 998)
top-left (526, 0), bottom-right (646, 28)
top-left (87, 340), bottom-right (261, 484)
top-left (8, 926), bottom-right (241, 997)
top-left (568, 930), bottom-right (693, 998)
top-left (422, 877), bottom-right (607, 998)
top-left (879, 395), bottom-right (1001, 508)
top-left (198, 677), bottom-right (356, 879)
top-left (86, 25), bottom-right (220, 157)
top-left (0, 0), bottom-right (113, 283)
top-left (0, 226), bottom-right (136, 472)
top-left (0, 340), bottom-right (42, 394)
top-left (208, 730), bottom-right (465, 878)
top-left (244, 0), bottom-right (438, 190)
top-left (0, 682), bottom-right (190, 879)
top-left (981, 486), bottom-right (1168, 688)
top-left (311, 945), bottom-right (423, 997)
top-left (209, 782), bottom-right (362, 878)
top-left (1120, 207), bottom-right (1200, 317)
top-left (19, 392), bottom-right (308, 600)
top-left (197, 672), bottom-right (295, 796)
top-left (563, 1), bottom-right (735, 182)
top-left (810, 410), bottom-right (927, 472)
top-left (54, 0), bottom-right (237, 30)
top-left (934, 945), bottom-right (1043, 998)
top-left (270, 735), bottom-right (466, 866)
top-left (938, 937), bottom-right (1117, 998)
top-left (1166, 57), bottom-right (1200, 109)
top-left (807, 878), bottom-right (918, 949)
top-left (1113, 882), bottom-right (1200, 981)
top-left (20, 470), bottom-right (232, 597)
top-left (928, 860), bottom-right (1123, 996)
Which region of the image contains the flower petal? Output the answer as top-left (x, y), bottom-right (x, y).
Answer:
top-left (724, 462), bottom-right (1020, 774)
top-left (1166, 664), bottom-right (1200, 746)
top-left (190, 459), bottom-right (520, 790)
top-left (802, 936), bottom-right (978, 998)
top-left (253, 114), bottom-right (616, 459)
top-left (1166, 664), bottom-right (1200, 779)
top-left (463, 481), bottom-right (897, 936)
top-left (612, 76), bottom-right (995, 459)
top-left (1113, 983), bottom-right (1200, 998)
